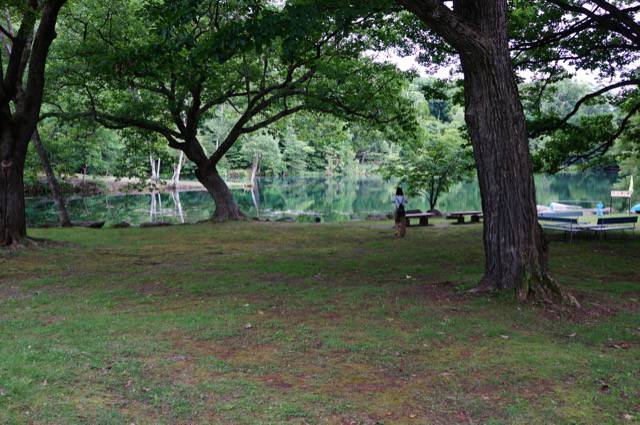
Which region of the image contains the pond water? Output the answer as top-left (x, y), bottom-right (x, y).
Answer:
top-left (26, 173), bottom-right (624, 226)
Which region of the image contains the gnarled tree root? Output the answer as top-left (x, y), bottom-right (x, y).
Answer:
top-left (212, 209), bottom-right (247, 222)
top-left (517, 270), bottom-right (580, 308)
top-left (0, 236), bottom-right (51, 251)
top-left (471, 271), bottom-right (580, 308)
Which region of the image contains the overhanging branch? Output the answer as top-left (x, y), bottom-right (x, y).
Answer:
top-left (530, 78), bottom-right (640, 137)
top-left (560, 101), bottom-right (640, 169)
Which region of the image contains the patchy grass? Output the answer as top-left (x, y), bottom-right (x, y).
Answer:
top-left (1, 221), bottom-right (639, 424)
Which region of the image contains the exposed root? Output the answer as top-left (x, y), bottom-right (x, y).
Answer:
top-left (212, 210), bottom-right (247, 222)
top-left (518, 270), bottom-right (581, 309)
top-left (1, 236), bottom-right (62, 252)
top-left (468, 276), bottom-right (496, 294)
top-left (2, 237), bottom-right (41, 251)
top-left (471, 270), bottom-right (580, 309)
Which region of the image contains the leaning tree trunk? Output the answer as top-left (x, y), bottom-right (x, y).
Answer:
top-left (177, 136), bottom-right (245, 222)
top-left (32, 130), bottom-right (71, 227)
top-left (0, 154), bottom-right (27, 246)
top-left (195, 165), bottom-right (244, 221)
top-left (456, 3), bottom-right (577, 305)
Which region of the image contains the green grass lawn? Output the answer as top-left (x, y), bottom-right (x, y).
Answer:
top-left (1, 221), bottom-right (639, 424)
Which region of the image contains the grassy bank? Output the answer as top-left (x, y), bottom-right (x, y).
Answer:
top-left (1, 222), bottom-right (639, 424)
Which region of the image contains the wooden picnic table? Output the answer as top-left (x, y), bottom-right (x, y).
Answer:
top-left (405, 210), bottom-right (436, 227)
top-left (446, 211), bottom-right (483, 224)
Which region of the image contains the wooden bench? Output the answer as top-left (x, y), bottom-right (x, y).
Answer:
top-left (539, 210), bottom-right (582, 222)
top-left (588, 216), bottom-right (638, 238)
top-left (446, 211), bottom-right (483, 224)
top-left (405, 210), bottom-right (436, 227)
top-left (538, 213), bottom-right (586, 242)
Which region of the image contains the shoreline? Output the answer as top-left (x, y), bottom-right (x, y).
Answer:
top-left (26, 174), bottom-right (248, 197)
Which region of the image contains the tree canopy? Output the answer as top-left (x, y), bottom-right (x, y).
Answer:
top-left (42, 0), bottom-right (414, 219)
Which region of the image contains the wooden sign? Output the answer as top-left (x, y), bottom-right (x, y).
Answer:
top-left (611, 190), bottom-right (631, 198)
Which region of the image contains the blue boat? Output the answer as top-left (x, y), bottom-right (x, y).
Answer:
top-left (632, 204), bottom-right (640, 213)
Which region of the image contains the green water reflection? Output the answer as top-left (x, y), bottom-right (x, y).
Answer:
top-left (26, 173), bottom-right (623, 226)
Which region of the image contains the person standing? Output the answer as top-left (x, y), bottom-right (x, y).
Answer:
top-left (394, 187), bottom-right (407, 238)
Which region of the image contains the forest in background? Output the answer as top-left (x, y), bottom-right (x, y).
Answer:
top-left (26, 76), bottom-right (637, 194)
top-left (7, 0), bottom-right (635, 219)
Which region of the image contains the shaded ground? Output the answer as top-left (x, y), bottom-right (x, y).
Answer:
top-left (1, 221), bottom-right (639, 424)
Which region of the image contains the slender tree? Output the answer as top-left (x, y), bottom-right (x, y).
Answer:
top-left (31, 130), bottom-right (72, 226)
top-left (0, 0), bottom-right (67, 246)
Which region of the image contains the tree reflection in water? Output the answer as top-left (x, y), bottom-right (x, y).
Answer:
top-left (26, 173), bottom-right (621, 226)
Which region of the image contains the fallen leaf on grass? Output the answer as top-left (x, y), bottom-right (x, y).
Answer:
top-left (607, 342), bottom-right (631, 350)
top-left (623, 414), bottom-right (634, 421)
top-left (244, 323), bottom-right (252, 329)
top-left (500, 335), bottom-right (509, 340)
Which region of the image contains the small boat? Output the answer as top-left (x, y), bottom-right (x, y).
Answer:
top-left (632, 204), bottom-right (640, 214)
top-left (549, 202), bottom-right (583, 211)
top-left (537, 205), bottom-right (551, 213)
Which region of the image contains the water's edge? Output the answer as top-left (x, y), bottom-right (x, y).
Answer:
top-left (27, 174), bottom-right (622, 226)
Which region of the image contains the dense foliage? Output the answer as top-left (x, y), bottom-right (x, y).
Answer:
top-left (15, 0), bottom-right (637, 188)
top-left (380, 80), bottom-right (473, 210)
top-left (6, 0), bottom-right (638, 222)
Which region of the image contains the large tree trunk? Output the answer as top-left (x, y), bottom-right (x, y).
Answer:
top-left (455, 2), bottom-right (577, 305)
top-left (32, 130), bottom-right (71, 227)
top-left (178, 135), bottom-right (245, 222)
top-left (196, 165), bottom-right (244, 221)
top-left (0, 0), bottom-right (67, 247)
top-left (0, 155), bottom-right (27, 246)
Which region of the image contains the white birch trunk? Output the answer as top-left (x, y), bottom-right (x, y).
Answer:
top-left (171, 151), bottom-right (185, 187)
